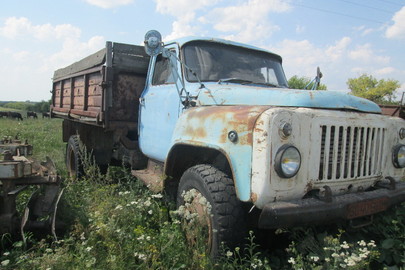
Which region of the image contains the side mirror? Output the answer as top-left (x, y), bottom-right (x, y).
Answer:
top-left (144, 30), bottom-right (163, 56)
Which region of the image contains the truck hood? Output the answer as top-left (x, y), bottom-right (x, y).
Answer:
top-left (196, 85), bottom-right (381, 113)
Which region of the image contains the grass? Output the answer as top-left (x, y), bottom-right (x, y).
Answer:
top-left (0, 116), bottom-right (404, 269)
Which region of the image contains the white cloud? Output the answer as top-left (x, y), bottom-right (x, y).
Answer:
top-left (44, 35), bottom-right (105, 72)
top-left (295, 25), bottom-right (305, 34)
top-left (353, 25), bottom-right (374, 36)
top-left (0, 17), bottom-right (106, 101)
top-left (156, 0), bottom-right (292, 43)
top-left (155, 0), bottom-right (220, 39)
top-left (0, 17), bottom-right (81, 41)
top-left (385, 6), bottom-right (405, 39)
top-left (165, 17), bottom-right (198, 41)
top-left (325, 37), bottom-right (351, 61)
top-left (155, 0), bottom-right (219, 17)
top-left (270, 39), bottom-right (325, 78)
top-left (13, 51), bottom-right (30, 62)
top-left (204, 0), bottom-right (291, 43)
top-left (84, 0), bottom-right (134, 9)
top-left (348, 44), bottom-right (390, 64)
top-left (375, 67), bottom-right (396, 75)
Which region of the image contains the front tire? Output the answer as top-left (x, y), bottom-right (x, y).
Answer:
top-left (177, 164), bottom-right (246, 257)
top-left (66, 135), bottom-right (84, 179)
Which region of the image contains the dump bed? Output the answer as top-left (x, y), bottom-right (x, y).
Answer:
top-left (51, 42), bottom-right (150, 130)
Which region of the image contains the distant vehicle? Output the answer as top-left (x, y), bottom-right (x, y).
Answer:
top-left (51, 30), bottom-right (405, 256)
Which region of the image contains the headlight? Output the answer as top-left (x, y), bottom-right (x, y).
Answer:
top-left (393, 144), bottom-right (405, 168)
top-left (275, 145), bottom-right (301, 178)
top-left (399, 128), bottom-right (405, 140)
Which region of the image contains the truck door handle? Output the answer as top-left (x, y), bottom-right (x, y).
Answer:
top-left (139, 97), bottom-right (145, 105)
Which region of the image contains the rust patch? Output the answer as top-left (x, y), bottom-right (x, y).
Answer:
top-left (220, 128), bottom-right (228, 144)
top-left (185, 106), bottom-right (271, 145)
top-left (184, 126), bottom-right (207, 139)
top-left (250, 192), bottom-right (258, 203)
top-left (305, 181), bottom-right (313, 194)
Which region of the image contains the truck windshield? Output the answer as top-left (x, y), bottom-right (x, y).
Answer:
top-left (182, 41), bottom-right (288, 88)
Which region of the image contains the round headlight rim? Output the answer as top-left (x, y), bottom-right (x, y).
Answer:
top-left (399, 128), bottom-right (405, 140)
top-left (274, 144), bottom-right (301, 178)
top-left (393, 144), bottom-right (405, 168)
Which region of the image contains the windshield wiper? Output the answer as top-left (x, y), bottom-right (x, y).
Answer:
top-left (218, 78), bottom-right (282, 88)
top-left (253, 82), bottom-right (281, 88)
top-left (218, 78), bottom-right (253, 85)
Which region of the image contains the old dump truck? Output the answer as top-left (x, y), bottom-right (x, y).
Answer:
top-left (51, 30), bottom-right (405, 256)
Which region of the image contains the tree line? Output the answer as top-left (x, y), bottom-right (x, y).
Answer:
top-left (0, 100), bottom-right (51, 113)
top-left (288, 73), bottom-right (401, 105)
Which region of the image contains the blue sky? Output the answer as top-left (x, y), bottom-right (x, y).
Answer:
top-left (1, 0), bottom-right (404, 101)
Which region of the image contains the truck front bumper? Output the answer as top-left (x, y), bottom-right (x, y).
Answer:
top-left (258, 182), bottom-right (405, 229)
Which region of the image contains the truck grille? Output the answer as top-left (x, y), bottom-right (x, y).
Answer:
top-left (318, 125), bottom-right (385, 181)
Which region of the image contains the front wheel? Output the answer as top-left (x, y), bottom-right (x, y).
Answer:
top-left (177, 164), bottom-right (246, 257)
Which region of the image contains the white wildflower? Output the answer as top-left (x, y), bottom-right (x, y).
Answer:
top-left (85, 246), bottom-right (93, 252)
top-left (341, 241), bottom-right (350, 249)
top-left (288, 257), bottom-right (296, 265)
top-left (144, 200), bottom-right (152, 207)
top-left (151, 194), bottom-right (163, 199)
top-left (1, 260), bottom-right (10, 266)
top-left (3, 252), bottom-right (9, 256)
top-left (134, 252), bottom-right (147, 261)
top-left (148, 210), bottom-right (153, 215)
top-left (226, 251), bottom-right (233, 257)
top-left (357, 240), bottom-right (366, 247)
top-left (367, 240), bottom-right (376, 248)
top-left (310, 256), bottom-right (320, 262)
top-left (331, 253), bottom-right (339, 258)
top-left (346, 258), bottom-right (356, 267)
top-left (115, 205), bottom-right (123, 210)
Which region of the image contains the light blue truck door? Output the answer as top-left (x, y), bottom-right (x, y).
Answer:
top-left (138, 46), bottom-right (182, 161)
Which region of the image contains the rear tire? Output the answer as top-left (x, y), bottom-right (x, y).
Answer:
top-left (66, 135), bottom-right (84, 179)
top-left (177, 164), bottom-right (246, 257)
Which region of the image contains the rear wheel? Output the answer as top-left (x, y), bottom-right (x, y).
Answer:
top-left (177, 164), bottom-right (246, 257)
top-left (66, 135), bottom-right (84, 179)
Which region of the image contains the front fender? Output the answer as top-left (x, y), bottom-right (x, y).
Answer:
top-left (170, 105), bottom-right (270, 201)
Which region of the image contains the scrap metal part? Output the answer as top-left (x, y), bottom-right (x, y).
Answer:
top-left (0, 138), bottom-right (64, 241)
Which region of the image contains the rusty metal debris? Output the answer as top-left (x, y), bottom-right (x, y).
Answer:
top-left (0, 136), bottom-right (64, 242)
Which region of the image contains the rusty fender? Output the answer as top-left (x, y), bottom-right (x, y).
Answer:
top-left (170, 105), bottom-right (271, 201)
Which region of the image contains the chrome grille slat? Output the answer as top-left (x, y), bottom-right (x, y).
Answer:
top-left (318, 125), bottom-right (385, 181)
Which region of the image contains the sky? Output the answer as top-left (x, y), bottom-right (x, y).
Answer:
top-left (1, 0), bottom-right (405, 102)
